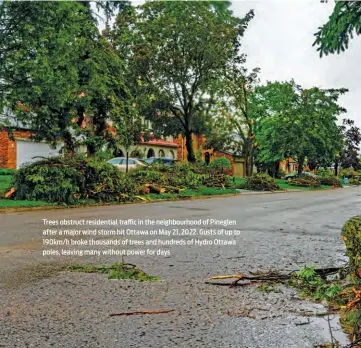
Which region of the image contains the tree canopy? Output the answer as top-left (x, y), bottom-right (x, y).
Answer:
top-left (339, 118), bottom-right (361, 170)
top-left (112, 1), bottom-right (254, 162)
top-left (314, 1), bottom-right (361, 56)
top-left (253, 80), bottom-right (346, 174)
top-left (0, 1), bottom-right (132, 154)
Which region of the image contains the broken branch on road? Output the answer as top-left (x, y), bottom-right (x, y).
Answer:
top-left (109, 309), bottom-right (176, 317)
top-left (206, 267), bottom-right (346, 287)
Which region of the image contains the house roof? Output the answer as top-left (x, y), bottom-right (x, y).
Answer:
top-left (107, 126), bottom-right (179, 148)
top-left (140, 139), bottom-right (179, 148)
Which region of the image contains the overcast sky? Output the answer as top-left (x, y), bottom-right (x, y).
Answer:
top-left (231, 0), bottom-right (361, 128)
top-left (128, 1), bottom-right (361, 128)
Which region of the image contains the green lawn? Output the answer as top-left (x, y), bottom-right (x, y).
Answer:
top-left (0, 175), bottom-right (13, 191)
top-left (0, 199), bottom-right (51, 208)
top-left (145, 186), bottom-right (238, 201)
top-left (234, 177), bottom-right (332, 190)
top-left (0, 173), bottom-right (51, 209)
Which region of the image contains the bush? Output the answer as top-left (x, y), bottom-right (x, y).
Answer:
top-left (209, 157), bottom-right (231, 172)
top-left (244, 173), bottom-right (280, 191)
top-left (316, 168), bottom-right (332, 176)
top-left (319, 176), bottom-right (343, 187)
top-left (14, 156), bottom-right (137, 203)
top-left (341, 216), bottom-right (361, 281)
top-left (203, 174), bottom-right (234, 188)
top-left (129, 162), bottom-right (205, 190)
top-left (288, 175), bottom-right (320, 188)
top-left (339, 168), bottom-right (361, 178)
top-left (349, 178), bottom-right (361, 186)
top-left (0, 168), bottom-right (16, 176)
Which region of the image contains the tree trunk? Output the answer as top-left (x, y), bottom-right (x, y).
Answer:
top-left (298, 157), bottom-right (305, 175)
top-left (185, 131), bottom-right (196, 162)
top-left (275, 162), bottom-right (280, 178)
top-left (245, 141), bottom-right (254, 177)
top-left (126, 151), bottom-right (129, 174)
top-left (63, 130), bottom-right (76, 155)
top-left (335, 159), bottom-right (339, 177)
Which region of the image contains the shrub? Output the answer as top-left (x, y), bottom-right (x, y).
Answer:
top-left (339, 168), bottom-right (360, 178)
top-left (245, 173), bottom-right (280, 191)
top-left (203, 174), bottom-right (233, 188)
top-left (319, 176), bottom-right (343, 187)
top-left (349, 178), bottom-right (361, 186)
top-left (0, 168), bottom-right (16, 176)
top-left (94, 150), bottom-right (115, 162)
top-left (288, 175), bottom-right (320, 188)
top-left (14, 156), bottom-right (137, 203)
top-left (341, 216), bottom-right (361, 281)
top-left (316, 168), bottom-right (332, 177)
top-left (129, 162), bottom-right (205, 190)
top-left (209, 157), bottom-right (231, 173)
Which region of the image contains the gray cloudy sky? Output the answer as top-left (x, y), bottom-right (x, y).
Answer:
top-left (129, 1), bottom-right (360, 127)
top-left (232, 0), bottom-right (361, 128)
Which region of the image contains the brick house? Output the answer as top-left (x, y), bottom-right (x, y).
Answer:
top-left (173, 133), bottom-right (246, 177)
top-left (0, 111), bottom-right (179, 169)
top-left (279, 158), bottom-right (317, 174)
top-left (0, 109), bottom-right (64, 169)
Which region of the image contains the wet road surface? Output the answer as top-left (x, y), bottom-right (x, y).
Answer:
top-left (0, 187), bottom-right (360, 348)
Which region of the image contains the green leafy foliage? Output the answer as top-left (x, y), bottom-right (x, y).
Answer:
top-left (209, 157), bottom-right (232, 172)
top-left (0, 168), bottom-right (16, 175)
top-left (292, 266), bottom-right (343, 303)
top-left (314, 1), bottom-right (361, 56)
top-left (0, 1), bottom-right (131, 154)
top-left (339, 119), bottom-right (361, 171)
top-left (288, 175), bottom-right (321, 188)
top-left (349, 178), bottom-right (361, 186)
top-left (244, 173), bottom-right (280, 191)
top-left (113, 1), bottom-right (254, 162)
top-left (316, 168), bottom-right (332, 177)
top-left (130, 162), bottom-right (206, 190)
top-left (341, 216), bottom-right (361, 280)
top-left (14, 156), bottom-right (137, 203)
top-left (203, 173), bottom-right (234, 188)
top-left (339, 168), bottom-right (361, 178)
top-left (253, 81), bottom-right (346, 173)
top-left (317, 172), bottom-right (343, 187)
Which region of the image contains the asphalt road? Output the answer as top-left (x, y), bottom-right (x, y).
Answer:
top-left (0, 187), bottom-right (360, 348)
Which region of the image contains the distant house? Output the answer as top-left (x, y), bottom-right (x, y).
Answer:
top-left (106, 119), bottom-right (179, 160)
top-left (0, 110), bottom-right (179, 169)
top-left (1, 108), bottom-right (245, 175)
top-left (279, 158), bottom-right (317, 174)
top-left (173, 133), bottom-right (246, 177)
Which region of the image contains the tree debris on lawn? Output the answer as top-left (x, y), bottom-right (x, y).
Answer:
top-left (109, 309), bottom-right (175, 317)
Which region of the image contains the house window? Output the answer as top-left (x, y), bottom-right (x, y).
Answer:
top-left (170, 150), bottom-right (175, 159)
top-left (159, 149), bottom-right (165, 157)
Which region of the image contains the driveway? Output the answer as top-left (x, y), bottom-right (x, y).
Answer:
top-left (0, 187), bottom-right (360, 348)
